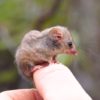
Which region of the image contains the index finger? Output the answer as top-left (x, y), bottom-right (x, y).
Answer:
top-left (33, 63), bottom-right (92, 100)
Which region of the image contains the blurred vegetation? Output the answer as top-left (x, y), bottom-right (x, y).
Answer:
top-left (0, 0), bottom-right (100, 99)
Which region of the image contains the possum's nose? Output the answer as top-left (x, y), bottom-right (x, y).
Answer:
top-left (67, 41), bottom-right (73, 48)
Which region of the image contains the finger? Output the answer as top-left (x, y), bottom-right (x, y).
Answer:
top-left (0, 89), bottom-right (43, 100)
top-left (33, 63), bottom-right (92, 100)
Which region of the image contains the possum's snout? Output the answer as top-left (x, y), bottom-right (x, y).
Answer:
top-left (64, 42), bottom-right (78, 55)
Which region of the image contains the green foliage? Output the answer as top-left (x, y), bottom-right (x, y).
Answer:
top-left (71, 30), bottom-right (80, 47)
top-left (0, 41), bottom-right (6, 50)
top-left (57, 54), bottom-right (75, 66)
top-left (0, 69), bottom-right (17, 83)
top-left (42, 0), bottom-right (70, 28)
top-left (78, 49), bottom-right (92, 71)
top-left (0, 0), bottom-right (24, 22)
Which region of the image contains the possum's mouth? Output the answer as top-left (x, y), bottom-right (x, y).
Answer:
top-left (65, 48), bottom-right (78, 55)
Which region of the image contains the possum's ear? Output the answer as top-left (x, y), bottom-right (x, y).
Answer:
top-left (49, 28), bottom-right (63, 40)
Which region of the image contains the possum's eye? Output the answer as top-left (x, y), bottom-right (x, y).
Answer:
top-left (67, 41), bottom-right (73, 48)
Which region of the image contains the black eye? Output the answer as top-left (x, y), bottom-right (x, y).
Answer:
top-left (67, 42), bottom-right (72, 48)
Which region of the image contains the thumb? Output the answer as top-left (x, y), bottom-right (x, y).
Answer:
top-left (0, 89), bottom-right (42, 100)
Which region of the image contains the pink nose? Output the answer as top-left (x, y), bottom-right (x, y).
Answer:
top-left (65, 48), bottom-right (78, 55)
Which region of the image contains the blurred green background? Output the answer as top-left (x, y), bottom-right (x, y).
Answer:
top-left (0, 0), bottom-right (100, 99)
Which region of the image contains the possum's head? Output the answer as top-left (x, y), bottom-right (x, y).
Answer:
top-left (47, 26), bottom-right (77, 55)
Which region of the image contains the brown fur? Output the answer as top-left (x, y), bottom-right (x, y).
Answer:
top-left (15, 26), bottom-right (77, 80)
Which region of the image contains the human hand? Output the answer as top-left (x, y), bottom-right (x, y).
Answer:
top-left (34, 63), bottom-right (92, 100)
top-left (0, 89), bottom-right (42, 100)
top-left (0, 63), bottom-right (92, 100)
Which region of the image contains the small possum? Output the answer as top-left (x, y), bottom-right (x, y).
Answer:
top-left (15, 26), bottom-right (77, 80)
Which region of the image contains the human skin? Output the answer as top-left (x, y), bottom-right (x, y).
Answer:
top-left (0, 64), bottom-right (92, 100)
top-left (0, 89), bottom-right (42, 100)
